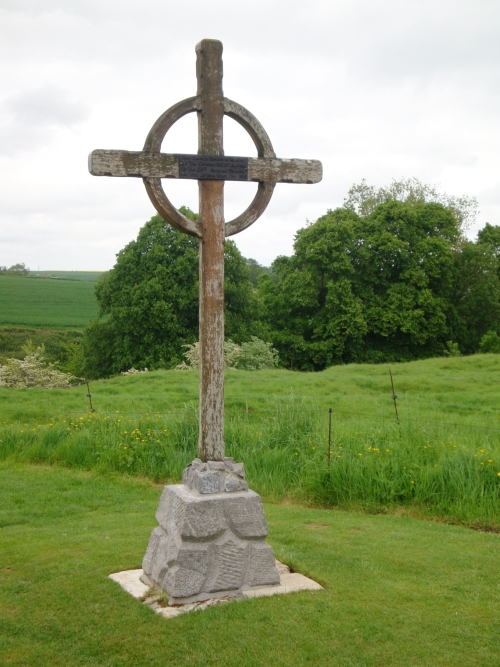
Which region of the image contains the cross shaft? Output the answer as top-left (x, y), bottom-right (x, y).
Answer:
top-left (196, 39), bottom-right (225, 461)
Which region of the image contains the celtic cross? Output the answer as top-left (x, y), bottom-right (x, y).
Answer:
top-left (89, 39), bottom-right (322, 463)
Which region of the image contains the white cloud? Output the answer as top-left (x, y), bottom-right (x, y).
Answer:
top-left (0, 0), bottom-right (499, 269)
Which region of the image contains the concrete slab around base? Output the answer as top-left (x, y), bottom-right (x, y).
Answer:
top-left (109, 560), bottom-right (323, 620)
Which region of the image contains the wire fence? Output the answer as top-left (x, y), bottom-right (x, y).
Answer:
top-left (1, 369), bottom-right (499, 439)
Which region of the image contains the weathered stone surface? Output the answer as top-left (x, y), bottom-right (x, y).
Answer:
top-left (177, 544), bottom-right (210, 575)
top-left (208, 461), bottom-right (226, 470)
top-left (182, 458), bottom-right (247, 494)
top-left (155, 486), bottom-right (174, 528)
top-left (224, 474), bottom-right (241, 492)
top-left (142, 483), bottom-right (279, 601)
top-left (224, 495), bottom-right (268, 539)
top-left (246, 543), bottom-right (280, 586)
top-left (232, 462), bottom-right (245, 477)
top-left (142, 526), bottom-right (163, 576)
top-left (205, 540), bottom-right (248, 592)
top-left (164, 565), bottom-right (205, 598)
top-left (197, 470), bottom-right (220, 494)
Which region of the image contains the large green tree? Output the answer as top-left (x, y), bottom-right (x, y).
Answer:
top-left (83, 212), bottom-right (258, 378)
top-left (258, 200), bottom-right (464, 369)
top-left (449, 239), bottom-right (500, 353)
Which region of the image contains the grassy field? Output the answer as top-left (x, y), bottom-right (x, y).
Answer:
top-left (1, 354), bottom-right (499, 529)
top-left (1, 463), bottom-right (499, 667)
top-left (29, 270), bottom-right (103, 281)
top-left (0, 275), bottom-right (98, 328)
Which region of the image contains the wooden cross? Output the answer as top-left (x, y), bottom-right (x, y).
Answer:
top-left (89, 39), bottom-right (322, 463)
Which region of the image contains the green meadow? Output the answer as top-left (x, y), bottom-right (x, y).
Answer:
top-left (1, 463), bottom-right (499, 667)
top-left (0, 275), bottom-right (99, 328)
top-left (28, 270), bottom-right (103, 281)
top-left (1, 354), bottom-right (499, 530)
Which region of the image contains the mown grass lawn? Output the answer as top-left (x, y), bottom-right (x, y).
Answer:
top-left (1, 463), bottom-right (499, 667)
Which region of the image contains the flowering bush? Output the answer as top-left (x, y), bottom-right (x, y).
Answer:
top-left (176, 337), bottom-right (279, 371)
top-left (0, 344), bottom-right (75, 388)
top-left (236, 337), bottom-right (279, 370)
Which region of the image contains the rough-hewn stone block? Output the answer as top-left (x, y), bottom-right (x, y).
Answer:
top-left (142, 481), bottom-right (279, 602)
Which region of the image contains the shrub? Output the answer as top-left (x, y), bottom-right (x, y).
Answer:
top-left (176, 337), bottom-right (279, 370)
top-left (0, 343), bottom-right (76, 388)
top-left (479, 330), bottom-right (500, 353)
top-left (443, 341), bottom-right (461, 357)
top-left (235, 337), bottom-right (280, 370)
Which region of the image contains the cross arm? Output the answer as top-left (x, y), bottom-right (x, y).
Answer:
top-left (89, 150), bottom-right (322, 184)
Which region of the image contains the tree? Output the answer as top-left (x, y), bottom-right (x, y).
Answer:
top-left (477, 223), bottom-right (500, 255)
top-left (83, 212), bottom-right (259, 378)
top-left (477, 223), bottom-right (500, 280)
top-left (0, 263), bottom-right (30, 276)
top-left (448, 241), bottom-right (500, 354)
top-left (245, 258), bottom-right (271, 287)
top-left (479, 331), bottom-right (500, 353)
top-left (259, 200), bottom-right (462, 369)
top-left (343, 178), bottom-right (478, 232)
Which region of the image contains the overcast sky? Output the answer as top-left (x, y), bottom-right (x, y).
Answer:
top-left (1, 0), bottom-right (499, 271)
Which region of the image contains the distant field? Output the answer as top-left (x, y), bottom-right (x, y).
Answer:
top-left (28, 270), bottom-right (103, 281)
top-left (0, 276), bottom-right (98, 328)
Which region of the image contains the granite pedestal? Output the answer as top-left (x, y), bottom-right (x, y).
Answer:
top-left (142, 458), bottom-right (280, 603)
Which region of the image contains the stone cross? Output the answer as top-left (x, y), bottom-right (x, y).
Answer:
top-left (89, 39), bottom-right (322, 463)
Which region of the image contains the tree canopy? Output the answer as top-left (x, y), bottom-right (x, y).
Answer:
top-left (82, 186), bottom-right (500, 377)
top-left (83, 212), bottom-right (258, 378)
top-left (257, 200), bottom-right (500, 369)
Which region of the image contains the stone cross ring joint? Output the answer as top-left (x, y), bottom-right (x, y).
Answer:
top-left (89, 97), bottom-right (322, 240)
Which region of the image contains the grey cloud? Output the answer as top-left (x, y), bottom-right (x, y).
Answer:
top-left (6, 84), bottom-right (88, 127)
top-left (0, 84), bottom-right (89, 155)
top-left (0, 0), bottom-right (498, 269)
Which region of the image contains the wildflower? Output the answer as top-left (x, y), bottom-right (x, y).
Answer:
top-left (358, 453), bottom-right (362, 457)
top-left (295, 452), bottom-right (298, 456)
top-left (312, 446), bottom-right (316, 450)
top-left (386, 449), bottom-right (390, 452)
top-left (488, 460), bottom-right (493, 463)
top-left (498, 472), bottom-right (500, 476)
top-left (411, 481), bottom-right (415, 484)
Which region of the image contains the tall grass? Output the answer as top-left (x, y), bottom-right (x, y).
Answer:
top-left (1, 395), bottom-right (499, 529)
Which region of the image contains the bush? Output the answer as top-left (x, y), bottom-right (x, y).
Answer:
top-left (176, 337), bottom-right (279, 371)
top-left (443, 341), bottom-right (461, 357)
top-left (0, 343), bottom-right (76, 388)
top-left (479, 331), bottom-right (500, 353)
top-left (235, 337), bottom-right (280, 370)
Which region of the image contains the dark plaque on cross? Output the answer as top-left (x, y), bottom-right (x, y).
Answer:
top-left (89, 39), bottom-right (322, 464)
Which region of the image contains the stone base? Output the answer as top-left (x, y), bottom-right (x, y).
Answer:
top-left (142, 478), bottom-right (280, 602)
top-left (109, 562), bottom-right (323, 619)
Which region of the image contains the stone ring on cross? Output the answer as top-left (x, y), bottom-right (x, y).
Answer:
top-left (89, 58), bottom-right (321, 240)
